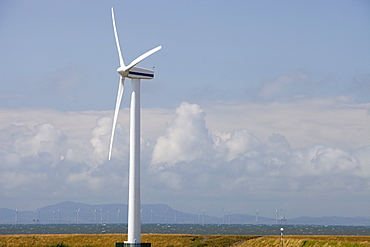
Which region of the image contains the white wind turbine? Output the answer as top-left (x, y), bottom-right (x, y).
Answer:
top-left (108, 8), bottom-right (161, 245)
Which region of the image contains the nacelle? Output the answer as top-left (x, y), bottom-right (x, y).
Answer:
top-left (128, 66), bottom-right (154, 79)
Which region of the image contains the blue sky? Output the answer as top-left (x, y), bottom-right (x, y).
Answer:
top-left (2, 0), bottom-right (369, 109)
top-left (1, 1), bottom-right (370, 219)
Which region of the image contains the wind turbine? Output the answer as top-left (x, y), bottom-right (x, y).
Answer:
top-left (57, 209), bottom-right (60, 224)
top-left (76, 208), bottom-right (80, 224)
top-left (15, 208), bottom-right (18, 225)
top-left (100, 209), bottom-right (103, 224)
top-left (108, 8), bottom-right (161, 246)
top-left (228, 210), bottom-right (231, 225)
top-left (222, 208), bottom-right (225, 224)
top-left (202, 210), bottom-right (205, 225)
top-left (107, 210), bottom-right (110, 224)
top-left (94, 209), bottom-right (97, 224)
top-left (117, 209), bottom-right (121, 223)
top-left (150, 209), bottom-right (154, 223)
top-left (163, 206), bottom-right (169, 224)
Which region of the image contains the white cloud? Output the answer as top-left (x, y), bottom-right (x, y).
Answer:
top-left (145, 100), bottom-right (370, 216)
top-left (352, 146), bottom-right (370, 178)
top-left (0, 110), bottom-right (130, 207)
top-left (0, 99), bottom-right (369, 217)
top-left (89, 117), bottom-right (116, 166)
top-left (204, 97), bottom-right (370, 150)
top-left (151, 102), bottom-right (214, 166)
top-left (223, 130), bottom-right (261, 162)
top-left (11, 123), bottom-right (66, 159)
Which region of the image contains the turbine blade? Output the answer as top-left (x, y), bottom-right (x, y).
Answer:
top-left (125, 45), bottom-right (162, 72)
top-left (111, 8), bottom-right (125, 67)
top-left (108, 76), bottom-right (125, 160)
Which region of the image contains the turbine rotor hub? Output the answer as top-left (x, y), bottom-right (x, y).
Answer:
top-left (117, 67), bottom-right (128, 77)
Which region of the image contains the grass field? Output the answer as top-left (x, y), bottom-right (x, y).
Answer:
top-left (0, 234), bottom-right (370, 247)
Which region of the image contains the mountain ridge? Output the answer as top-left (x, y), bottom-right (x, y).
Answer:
top-left (1, 201), bottom-right (369, 226)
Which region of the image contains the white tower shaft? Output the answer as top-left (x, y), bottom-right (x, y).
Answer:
top-left (109, 8), bottom-right (161, 246)
top-left (126, 78), bottom-right (141, 244)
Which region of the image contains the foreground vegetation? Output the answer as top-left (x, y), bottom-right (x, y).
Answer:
top-left (0, 234), bottom-right (369, 247)
top-left (239, 235), bottom-right (370, 246)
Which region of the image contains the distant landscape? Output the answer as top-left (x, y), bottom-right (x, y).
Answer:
top-left (1, 201), bottom-right (370, 226)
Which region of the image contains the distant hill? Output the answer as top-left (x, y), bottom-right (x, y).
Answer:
top-left (1, 201), bottom-right (370, 226)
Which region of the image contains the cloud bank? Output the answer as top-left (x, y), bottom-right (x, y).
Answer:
top-left (146, 101), bottom-right (370, 216)
top-left (0, 98), bottom-right (369, 217)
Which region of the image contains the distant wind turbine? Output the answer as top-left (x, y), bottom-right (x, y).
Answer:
top-left (150, 209), bottom-right (154, 223)
top-left (117, 209), bottom-right (121, 223)
top-left (228, 210), bottom-right (231, 225)
top-left (107, 210), bottom-right (110, 224)
top-left (57, 209), bottom-right (60, 224)
top-left (276, 209), bottom-right (278, 224)
top-left (76, 208), bottom-right (80, 224)
top-left (94, 209), bottom-right (97, 224)
top-left (100, 209), bottom-right (103, 224)
top-left (222, 208), bottom-right (225, 224)
top-left (108, 7), bottom-right (161, 245)
top-left (164, 207), bottom-right (169, 224)
top-left (202, 210), bottom-right (205, 225)
top-left (15, 208), bottom-right (18, 225)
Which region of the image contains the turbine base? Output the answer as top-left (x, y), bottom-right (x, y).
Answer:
top-left (116, 243), bottom-right (151, 247)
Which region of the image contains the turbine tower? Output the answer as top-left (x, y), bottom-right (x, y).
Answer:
top-left (15, 208), bottom-right (18, 225)
top-left (109, 8), bottom-right (161, 247)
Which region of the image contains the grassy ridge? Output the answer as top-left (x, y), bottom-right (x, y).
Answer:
top-left (0, 234), bottom-right (369, 247)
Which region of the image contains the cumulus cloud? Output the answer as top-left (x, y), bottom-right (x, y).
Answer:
top-left (146, 101), bottom-right (370, 216)
top-left (0, 100), bottom-right (369, 217)
top-left (11, 123), bottom-right (66, 159)
top-left (89, 116), bottom-right (123, 166)
top-left (204, 97), bottom-right (370, 150)
top-left (0, 112), bottom-right (129, 207)
top-left (151, 102), bottom-right (214, 166)
top-left (223, 130), bottom-right (261, 162)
